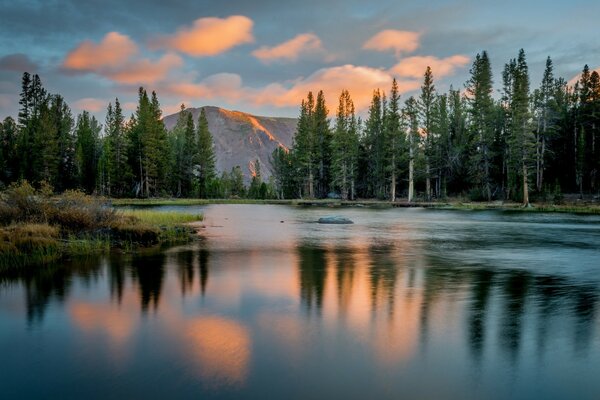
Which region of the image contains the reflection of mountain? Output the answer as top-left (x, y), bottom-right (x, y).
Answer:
top-left (162, 106), bottom-right (297, 181)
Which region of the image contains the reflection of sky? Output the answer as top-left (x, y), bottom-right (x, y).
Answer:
top-left (1, 206), bottom-right (600, 398)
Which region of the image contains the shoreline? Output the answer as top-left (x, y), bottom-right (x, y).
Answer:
top-left (112, 198), bottom-right (600, 215)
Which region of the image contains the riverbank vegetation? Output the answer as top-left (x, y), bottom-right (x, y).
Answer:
top-left (0, 182), bottom-right (202, 269)
top-left (0, 49), bottom-right (598, 206)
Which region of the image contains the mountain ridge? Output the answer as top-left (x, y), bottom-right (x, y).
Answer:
top-left (162, 106), bottom-right (297, 181)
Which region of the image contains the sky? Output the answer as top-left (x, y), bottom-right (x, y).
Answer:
top-left (1, 0), bottom-right (599, 121)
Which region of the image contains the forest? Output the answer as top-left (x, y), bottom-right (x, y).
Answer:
top-left (1, 49), bottom-right (599, 204)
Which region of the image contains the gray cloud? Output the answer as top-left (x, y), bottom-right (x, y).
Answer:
top-left (0, 53), bottom-right (38, 72)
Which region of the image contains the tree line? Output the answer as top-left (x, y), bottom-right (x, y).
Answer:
top-left (272, 49), bottom-right (600, 204)
top-left (0, 72), bottom-right (276, 198)
top-left (2, 49), bottom-right (599, 202)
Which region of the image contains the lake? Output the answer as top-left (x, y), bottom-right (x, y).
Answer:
top-left (1, 204), bottom-right (600, 399)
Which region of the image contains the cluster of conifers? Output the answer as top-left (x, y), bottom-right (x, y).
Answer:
top-left (271, 50), bottom-right (600, 204)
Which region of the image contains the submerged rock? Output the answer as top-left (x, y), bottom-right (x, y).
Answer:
top-left (318, 215), bottom-right (354, 224)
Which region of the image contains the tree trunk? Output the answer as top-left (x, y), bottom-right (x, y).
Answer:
top-left (522, 162), bottom-right (529, 206)
top-left (426, 162), bottom-right (431, 201)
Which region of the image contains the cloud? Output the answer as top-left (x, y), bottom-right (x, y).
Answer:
top-left (363, 30), bottom-right (421, 57)
top-left (151, 15), bottom-right (254, 57)
top-left (389, 55), bottom-right (470, 79)
top-left (105, 53), bottom-right (183, 84)
top-left (252, 33), bottom-right (325, 63)
top-left (0, 54), bottom-right (38, 72)
top-left (62, 32), bottom-right (182, 85)
top-left (161, 65), bottom-right (420, 112)
top-left (73, 97), bottom-right (107, 112)
top-left (63, 32), bottom-right (138, 71)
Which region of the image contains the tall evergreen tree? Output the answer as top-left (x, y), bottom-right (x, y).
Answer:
top-left (331, 90), bottom-right (359, 200)
top-left (75, 111), bottom-right (101, 193)
top-left (385, 79), bottom-right (404, 201)
top-left (313, 90), bottom-right (331, 198)
top-left (466, 51), bottom-right (495, 200)
top-left (196, 108), bottom-right (216, 198)
top-left (419, 66), bottom-right (436, 200)
top-left (403, 96), bottom-right (420, 202)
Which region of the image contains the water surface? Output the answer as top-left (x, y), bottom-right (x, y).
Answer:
top-left (2, 205), bottom-right (600, 399)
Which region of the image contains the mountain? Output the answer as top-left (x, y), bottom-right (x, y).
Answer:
top-left (162, 106), bottom-right (296, 181)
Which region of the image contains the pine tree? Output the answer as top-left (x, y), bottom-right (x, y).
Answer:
top-left (331, 90), bottom-right (359, 200)
top-left (532, 57), bottom-right (559, 193)
top-left (75, 111), bottom-right (101, 193)
top-left (466, 51), bottom-right (495, 200)
top-left (403, 96), bottom-right (420, 202)
top-left (313, 90), bottom-right (331, 198)
top-left (507, 49), bottom-right (534, 205)
top-left (363, 89), bottom-right (386, 198)
top-left (293, 93), bottom-right (316, 198)
top-left (385, 79), bottom-right (404, 201)
top-left (51, 95), bottom-right (76, 191)
top-left (104, 98), bottom-right (130, 196)
top-left (419, 66), bottom-right (436, 200)
top-left (197, 108), bottom-right (216, 198)
top-left (0, 117), bottom-right (18, 186)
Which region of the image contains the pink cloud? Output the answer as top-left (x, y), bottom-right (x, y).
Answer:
top-left (62, 31), bottom-right (183, 85)
top-left (63, 32), bottom-right (138, 71)
top-left (160, 65), bottom-right (420, 112)
top-left (252, 33), bottom-right (324, 63)
top-left (151, 16), bottom-right (254, 57)
top-left (389, 55), bottom-right (470, 79)
top-left (105, 53), bottom-right (183, 85)
top-left (363, 30), bottom-right (421, 57)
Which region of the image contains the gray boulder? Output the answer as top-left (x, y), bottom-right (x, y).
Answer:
top-left (318, 215), bottom-right (354, 224)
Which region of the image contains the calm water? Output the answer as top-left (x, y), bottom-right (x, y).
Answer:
top-left (2, 205), bottom-right (600, 399)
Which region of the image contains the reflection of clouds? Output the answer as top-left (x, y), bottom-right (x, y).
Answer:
top-left (186, 316), bottom-right (250, 387)
top-left (69, 291), bottom-right (138, 347)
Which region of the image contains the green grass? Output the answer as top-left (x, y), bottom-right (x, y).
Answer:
top-left (112, 198), bottom-right (293, 206)
top-left (118, 209), bottom-right (203, 225)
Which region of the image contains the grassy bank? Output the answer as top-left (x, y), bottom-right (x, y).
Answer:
top-left (112, 197), bottom-right (600, 214)
top-left (0, 182), bottom-right (203, 270)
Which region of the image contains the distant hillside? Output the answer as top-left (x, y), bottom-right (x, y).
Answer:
top-left (163, 106), bottom-right (296, 181)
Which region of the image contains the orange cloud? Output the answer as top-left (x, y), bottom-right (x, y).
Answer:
top-left (62, 31), bottom-right (182, 85)
top-left (160, 65), bottom-right (421, 112)
top-left (252, 33), bottom-right (324, 63)
top-left (73, 97), bottom-right (107, 112)
top-left (253, 64), bottom-right (420, 110)
top-left (151, 15), bottom-right (254, 56)
top-left (390, 55), bottom-right (470, 79)
top-left (63, 32), bottom-right (138, 71)
top-left (105, 53), bottom-right (183, 84)
top-left (363, 30), bottom-right (421, 57)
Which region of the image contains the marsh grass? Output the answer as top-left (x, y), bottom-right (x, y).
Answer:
top-left (0, 182), bottom-right (204, 269)
top-left (119, 209), bottom-right (203, 225)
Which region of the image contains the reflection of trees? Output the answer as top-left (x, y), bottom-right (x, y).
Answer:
top-left (297, 245), bottom-right (327, 312)
top-left (199, 249), bottom-right (209, 296)
top-left (176, 250), bottom-right (195, 296)
top-left (368, 244), bottom-right (398, 318)
top-left (499, 271), bottom-right (530, 362)
top-left (334, 247), bottom-right (355, 317)
top-left (130, 253), bottom-right (165, 312)
top-left (467, 269), bottom-right (493, 363)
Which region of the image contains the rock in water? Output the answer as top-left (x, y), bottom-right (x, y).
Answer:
top-left (318, 215), bottom-right (354, 224)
